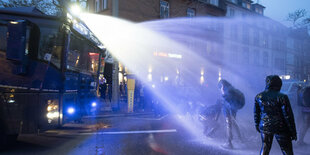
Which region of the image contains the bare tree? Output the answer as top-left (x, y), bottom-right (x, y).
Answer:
top-left (287, 9), bottom-right (310, 28)
top-left (0, 0), bottom-right (66, 16)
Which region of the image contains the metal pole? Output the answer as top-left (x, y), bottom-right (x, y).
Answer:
top-left (111, 0), bottom-right (119, 110)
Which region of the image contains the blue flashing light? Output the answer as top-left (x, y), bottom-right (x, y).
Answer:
top-left (91, 102), bottom-right (97, 107)
top-left (67, 107), bottom-right (75, 114)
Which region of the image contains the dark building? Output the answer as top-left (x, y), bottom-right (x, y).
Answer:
top-left (87, 0), bottom-right (226, 22)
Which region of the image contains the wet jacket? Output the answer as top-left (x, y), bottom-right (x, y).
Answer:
top-left (302, 87), bottom-right (310, 112)
top-left (254, 75), bottom-right (297, 138)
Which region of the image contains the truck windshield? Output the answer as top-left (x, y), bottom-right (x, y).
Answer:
top-left (68, 34), bottom-right (99, 74)
top-left (39, 27), bottom-right (61, 68)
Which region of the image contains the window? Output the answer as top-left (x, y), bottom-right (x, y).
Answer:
top-left (230, 45), bottom-right (238, 64)
top-left (67, 34), bottom-right (99, 74)
top-left (0, 25), bottom-right (7, 53)
top-left (263, 52), bottom-right (269, 66)
top-left (68, 35), bottom-right (82, 71)
top-left (199, 0), bottom-right (219, 6)
top-left (247, 3), bottom-right (251, 9)
top-left (262, 33), bottom-right (268, 48)
top-left (255, 8), bottom-right (263, 15)
top-left (253, 31), bottom-right (259, 46)
top-left (95, 0), bottom-right (100, 12)
top-left (72, 0), bottom-right (88, 9)
top-left (88, 52), bottom-right (99, 74)
top-left (39, 27), bottom-right (61, 68)
top-left (230, 0), bottom-right (237, 4)
top-left (242, 47), bottom-right (249, 64)
top-left (275, 58), bottom-right (285, 70)
top-left (286, 53), bottom-right (294, 65)
top-left (210, 0), bottom-right (219, 6)
top-left (230, 24), bottom-right (238, 40)
top-left (102, 0), bottom-right (108, 10)
top-left (160, 0), bottom-right (169, 19)
top-left (229, 8), bottom-right (235, 17)
top-left (242, 26), bottom-right (249, 44)
top-left (187, 8), bottom-right (195, 17)
top-left (272, 39), bottom-right (277, 49)
top-left (287, 38), bottom-right (294, 49)
top-left (254, 49), bottom-right (260, 65)
top-left (242, 2), bottom-right (247, 8)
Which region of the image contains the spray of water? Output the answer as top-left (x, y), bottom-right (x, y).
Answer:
top-left (79, 13), bottom-right (290, 147)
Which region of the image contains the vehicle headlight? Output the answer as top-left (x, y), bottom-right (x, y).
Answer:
top-left (47, 112), bottom-right (59, 119)
top-left (47, 105), bottom-right (58, 112)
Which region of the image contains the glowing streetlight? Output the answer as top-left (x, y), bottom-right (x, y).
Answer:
top-left (70, 4), bottom-right (82, 16)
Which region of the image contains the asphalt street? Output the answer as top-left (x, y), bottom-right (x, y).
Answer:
top-left (1, 114), bottom-right (310, 155)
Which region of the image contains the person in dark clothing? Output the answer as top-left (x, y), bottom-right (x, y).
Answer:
top-left (297, 86), bottom-right (310, 146)
top-left (254, 75), bottom-right (297, 155)
top-left (99, 82), bottom-right (107, 101)
top-left (107, 84), bottom-right (112, 103)
top-left (218, 79), bottom-right (245, 149)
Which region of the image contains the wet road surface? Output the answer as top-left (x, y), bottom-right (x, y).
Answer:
top-left (1, 114), bottom-right (310, 155)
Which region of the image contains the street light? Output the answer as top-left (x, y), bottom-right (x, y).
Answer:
top-left (70, 4), bottom-right (82, 16)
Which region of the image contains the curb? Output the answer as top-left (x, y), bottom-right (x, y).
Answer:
top-left (82, 112), bottom-right (154, 119)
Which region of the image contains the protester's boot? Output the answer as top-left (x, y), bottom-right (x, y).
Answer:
top-left (221, 140), bottom-right (233, 149)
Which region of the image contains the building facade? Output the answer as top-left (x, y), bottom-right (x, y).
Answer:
top-left (73, 0), bottom-right (310, 109)
top-left (223, 0), bottom-right (310, 85)
top-left (84, 0), bottom-right (227, 108)
top-left (87, 0), bottom-right (226, 21)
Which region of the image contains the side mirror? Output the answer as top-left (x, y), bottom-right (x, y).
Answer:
top-left (6, 20), bottom-right (27, 61)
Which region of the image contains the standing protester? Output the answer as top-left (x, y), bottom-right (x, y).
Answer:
top-left (108, 84), bottom-right (112, 103)
top-left (254, 75), bottom-right (297, 155)
top-left (297, 86), bottom-right (310, 146)
top-left (218, 79), bottom-right (245, 149)
top-left (99, 81), bottom-right (107, 100)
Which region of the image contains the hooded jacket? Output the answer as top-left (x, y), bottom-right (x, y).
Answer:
top-left (254, 75), bottom-right (297, 137)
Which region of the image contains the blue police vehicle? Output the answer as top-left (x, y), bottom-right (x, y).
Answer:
top-left (0, 7), bottom-right (106, 146)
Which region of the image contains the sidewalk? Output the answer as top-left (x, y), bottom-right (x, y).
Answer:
top-left (38, 122), bottom-right (110, 136)
top-left (82, 111), bottom-right (154, 119)
top-left (41, 111), bottom-right (154, 136)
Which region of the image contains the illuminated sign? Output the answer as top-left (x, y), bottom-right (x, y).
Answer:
top-left (153, 52), bottom-right (182, 59)
top-left (279, 75), bottom-right (291, 80)
top-left (89, 53), bottom-right (99, 56)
